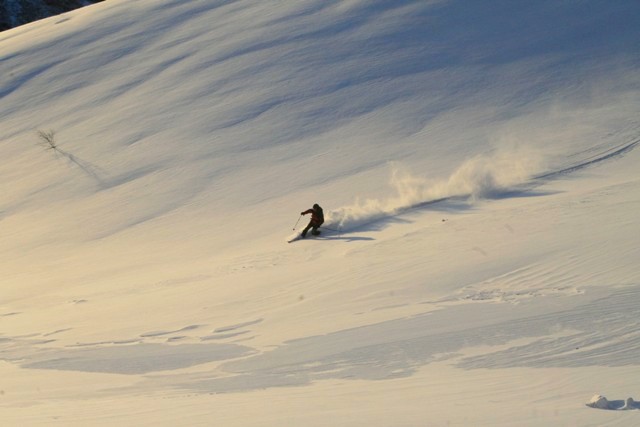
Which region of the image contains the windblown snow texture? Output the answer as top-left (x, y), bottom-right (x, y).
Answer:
top-left (0, 0), bottom-right (639, 426)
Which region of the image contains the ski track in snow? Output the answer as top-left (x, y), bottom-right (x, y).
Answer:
top-left (535, 138), bottom-right (640, 181)
top-left (325, 136), bottom-right (640, 234)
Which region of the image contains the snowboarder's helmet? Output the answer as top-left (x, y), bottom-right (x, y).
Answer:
top-left (313, 203), bottom-right (320, 209)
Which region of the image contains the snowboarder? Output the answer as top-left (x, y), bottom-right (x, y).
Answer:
top-left (300, 203), bottom-right (324, 238)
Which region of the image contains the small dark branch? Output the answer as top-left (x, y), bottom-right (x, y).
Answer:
top-left (35, 128), bottom-right (105, 185)
top-left (37, 129), bottom-right (58, 151)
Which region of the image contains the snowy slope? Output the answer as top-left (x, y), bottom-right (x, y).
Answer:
top-left (1, 0), bottom-right (639, 426)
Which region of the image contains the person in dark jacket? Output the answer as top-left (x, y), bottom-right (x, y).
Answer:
top-left (300, 203), bottom-right (324, 237)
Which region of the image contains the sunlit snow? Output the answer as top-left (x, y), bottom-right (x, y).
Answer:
top-left (1, 1), bottom-right (639, 426)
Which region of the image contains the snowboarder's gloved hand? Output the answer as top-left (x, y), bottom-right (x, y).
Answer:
top-left (300, 212), bottom-right (306, 215)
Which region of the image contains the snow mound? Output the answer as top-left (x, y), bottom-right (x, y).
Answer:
top-left (622, 397), bottom-right (637, 410)
top-left (587, 395), bottom-right (610, 409)
top-left (586, 395), bottom-right (639, 410)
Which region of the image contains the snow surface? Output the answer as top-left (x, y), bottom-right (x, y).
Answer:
top-left (1, 0), bottom-right (639, 425)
